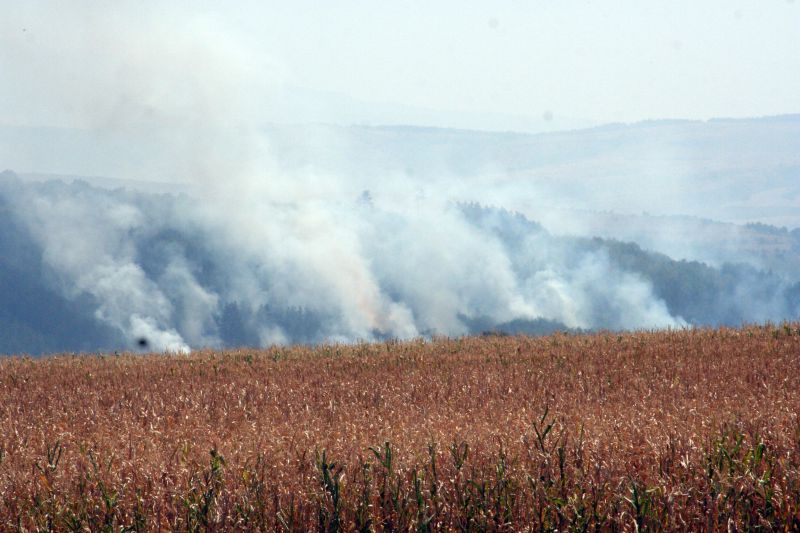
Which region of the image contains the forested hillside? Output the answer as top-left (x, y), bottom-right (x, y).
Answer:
top-left (1, 172), bottom-right (797, 354)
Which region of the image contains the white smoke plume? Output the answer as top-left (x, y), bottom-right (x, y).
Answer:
top-left (12, 3), bottom-right (794, 353)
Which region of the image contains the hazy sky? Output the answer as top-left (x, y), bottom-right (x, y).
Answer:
top-left (1, 1), bottom-right (799, 130)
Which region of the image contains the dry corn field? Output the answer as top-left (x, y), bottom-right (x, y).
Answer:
top-left (1, 325), bottom-right (800, 531)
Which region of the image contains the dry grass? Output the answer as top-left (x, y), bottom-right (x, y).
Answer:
top-left (1, 324), bottom-right (799, 530)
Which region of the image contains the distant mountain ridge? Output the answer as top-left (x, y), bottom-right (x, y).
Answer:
top-left (3, 114), bottom-right (799, 228)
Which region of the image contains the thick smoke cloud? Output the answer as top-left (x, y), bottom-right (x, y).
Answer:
top-left (4, 165), bottom-right (799, 353)
top-left (1, 4), bottom-right (797, 353)
top-left (1, 172), bottom-right (689, 352)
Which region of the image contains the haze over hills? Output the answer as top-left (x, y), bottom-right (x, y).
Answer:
top-left (5, 113), bottom-right (800, 273)
top-left (1, 115), bottom-right (800, 354)
top-left (4, 114), bottom-right (799, 226)
top-left (262, 115), bottom-right (800, 227)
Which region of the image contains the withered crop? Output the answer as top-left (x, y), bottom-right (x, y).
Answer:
top-left (1, 325), bottom-right (799, 530)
